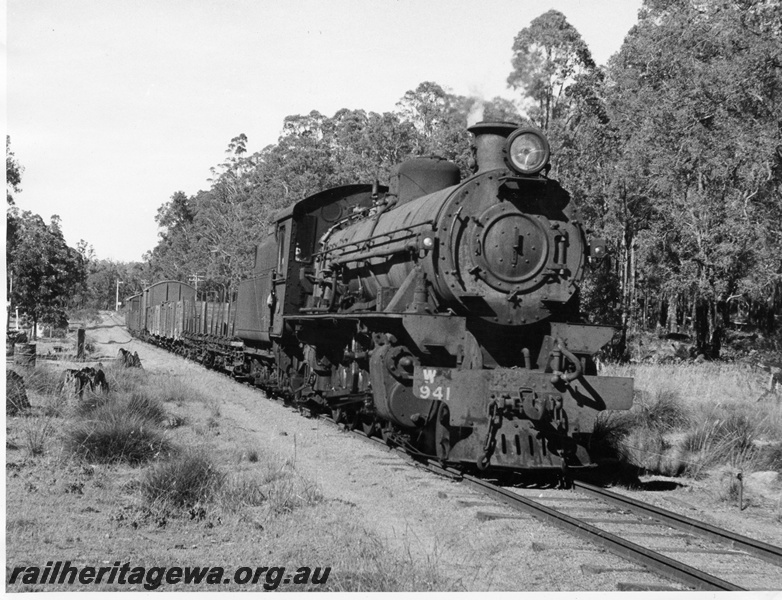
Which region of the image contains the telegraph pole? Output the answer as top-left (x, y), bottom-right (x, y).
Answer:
top-left (189, 273), bottom-right (205, 300)
top-left (115, 280), bottom-right (123, 311)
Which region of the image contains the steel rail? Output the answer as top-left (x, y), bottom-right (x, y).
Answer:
top-left (455, 472), bottom-right (744, 591)
top-left (572, 479), bottom-right (782, 567)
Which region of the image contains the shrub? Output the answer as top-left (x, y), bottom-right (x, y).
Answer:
top-left (635, 388), bottom-right (689, 432)
top-left (122, 391), bottom-right (168, 425)
top-left (64, 404), bottom-right (172, 464)
top-left (624, 427), bottom-right (676, 475)
top-left (679, 414), bottom-right (765, 476)
top-left (141, 451), bottom-right (225, 509)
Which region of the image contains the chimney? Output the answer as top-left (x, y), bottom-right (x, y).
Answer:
top-left (467, 121), bottom-right (518, 173)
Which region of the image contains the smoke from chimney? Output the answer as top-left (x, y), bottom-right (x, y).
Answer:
top-left (466, 99), bottom-right (485, 127)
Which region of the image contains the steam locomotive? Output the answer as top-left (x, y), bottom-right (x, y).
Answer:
top-left (127, 122), bottom-right (633, 472)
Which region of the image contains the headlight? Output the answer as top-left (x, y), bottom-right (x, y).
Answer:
top-left (505, 129), bottom-right (550, 175)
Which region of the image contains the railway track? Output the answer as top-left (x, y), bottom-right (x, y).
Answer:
top-left (456, 471), bottom-right (782, 591)
top-left (340, 419), bottom-right (782, 591)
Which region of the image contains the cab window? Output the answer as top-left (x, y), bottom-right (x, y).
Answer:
top-left (277, 223), bottom-right (287, 272)
top-left (294, 216), bottom-right (317, 263)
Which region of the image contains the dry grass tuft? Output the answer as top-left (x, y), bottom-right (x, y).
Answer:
top-left (217, 457), bottom-right (324, 517)
top-left (102, 361), bottom-right (149, 393)
top-left (76, 390), bottom-right (167, 425)
top-left (64, 402), bottom-right (173, 464)
top-left (678, 414), bottom-right (768, 476)
top-left (149, 374), bottom-right (209, 406)
top-left (141, 450), bottom-right (225, 509)
top-left (635, 388), bottom-right (690, 431)
top-left (21, 416), bottom-right (56, 456)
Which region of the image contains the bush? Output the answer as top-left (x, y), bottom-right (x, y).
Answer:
top-left (679, 414), bottom-right (765, 476)
top-left (635, 388), bottom-right (689, 432)
top-left (121, 391), bottom-right (168, 425)
top-left (141, 451), bottom-right (225, 509)
top-left (64, 403), bottom-right (172, 464)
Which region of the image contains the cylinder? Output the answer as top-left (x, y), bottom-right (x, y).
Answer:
top-left (13, 343), bottom-right (36, 368)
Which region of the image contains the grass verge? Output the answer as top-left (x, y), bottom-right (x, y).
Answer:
top-left (600, 362), bottom-right (782, 481)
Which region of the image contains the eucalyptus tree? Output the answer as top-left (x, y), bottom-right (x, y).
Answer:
top-left (507, 9), bottom-right (597, 133)
top-left (606, 0), bottom-right (782, 352)
top-left (8, 212), bottom-right (86, 337)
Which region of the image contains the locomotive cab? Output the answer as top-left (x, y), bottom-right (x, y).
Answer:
top-left (234, 184), bottom-right (385, 347)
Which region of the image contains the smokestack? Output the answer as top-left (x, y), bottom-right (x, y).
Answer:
top-left (467, 121), bottom-right (518, 173)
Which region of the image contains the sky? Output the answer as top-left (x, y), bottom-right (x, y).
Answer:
top-left (7, 0), bottom-right (644, 262)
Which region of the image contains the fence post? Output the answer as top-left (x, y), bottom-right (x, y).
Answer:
top-left (77, 328), bottom-right (86, 359)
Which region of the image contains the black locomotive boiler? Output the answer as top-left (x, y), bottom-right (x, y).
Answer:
top-left (128, 122), bottom-right (633, 473)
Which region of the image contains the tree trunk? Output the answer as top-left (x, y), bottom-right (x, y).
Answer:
top-left (694, 298), bottom-right (708, 355)
top-left (628, 241), bottom-right (636, 331)
top-left (710, 299), bottom-right (725, 359)
top-left (667, 294), bottom-right (678, 334)
top-left (658, 297), bottom-right (668, 332)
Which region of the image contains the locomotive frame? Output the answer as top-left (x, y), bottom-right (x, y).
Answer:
top-left (128, 122), bottom-right (633, 474)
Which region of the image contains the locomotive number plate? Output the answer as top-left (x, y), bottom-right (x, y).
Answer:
top-left (413, 367), bottom-right (452, 401)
